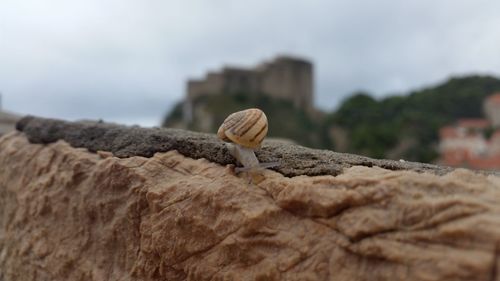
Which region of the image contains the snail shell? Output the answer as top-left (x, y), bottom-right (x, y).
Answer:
top-left (217, 108), bottom-right (268, 149)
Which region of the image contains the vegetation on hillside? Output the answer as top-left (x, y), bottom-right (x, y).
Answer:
top-left (163, 92), bottom-right (329, 148)
top-left (330, 75), bottom-right (500, 162)
top-left (163, 75), bottom-right (500, 163)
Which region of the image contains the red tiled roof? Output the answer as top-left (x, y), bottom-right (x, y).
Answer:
top-left (440, 150), bottom-right (468, 166)
top-left (439, 126), bottom-right (458, 138)
top-left (467, 155), bottom-right (500, 170)
top-left (441, 147), bottom-right (500, 169)
top-left (457, 118), bottom-right (489, 129)
top-left (486, 93), bottom-right (500, 104)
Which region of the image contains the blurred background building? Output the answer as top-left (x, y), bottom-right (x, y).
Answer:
top-left (0, 111), bottom-right (20, 136)
top-left (186, 56), bottom-right (313, 112)
top-left (438, 93), bottom-right (500, 170)
top-left (180, 55), bottom-right (313, 129)
top-left (0, 95), bottom-right (20, 136)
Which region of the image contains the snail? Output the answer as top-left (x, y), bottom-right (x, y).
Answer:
top-left (217, 108), bottom-right (279, 174)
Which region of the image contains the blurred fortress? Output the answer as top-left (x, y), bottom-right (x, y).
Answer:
top-left (438, 93), bottom-right (500, 170)
top-left (0, 95), bottom-right (20, 135)
top-left (184, 56), bottom-right (313, 122)
top-left (0, 111), bottom-right (19, 136)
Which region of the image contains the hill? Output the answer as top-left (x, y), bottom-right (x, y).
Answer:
top-left (163, 92), bottom-right (330, 149)
top-left (163, 75), bottom-right (500, 163)
top-left (330, 75), bottom-right (500, 162)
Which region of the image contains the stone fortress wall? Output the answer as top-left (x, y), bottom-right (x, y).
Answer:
top-left (186, 56), bottom-right (314, 110)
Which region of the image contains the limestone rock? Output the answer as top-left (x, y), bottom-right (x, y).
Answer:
top-left (1, 122), bottom-right (500, 280)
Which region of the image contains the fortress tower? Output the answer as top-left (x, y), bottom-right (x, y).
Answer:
top-left (186, 56), bottom-right (314, 112)
top-left (257, 56), bottom-right (313, 109)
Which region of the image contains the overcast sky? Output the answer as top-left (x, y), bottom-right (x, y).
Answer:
top-left (1, 0), bottom-right (500, 126)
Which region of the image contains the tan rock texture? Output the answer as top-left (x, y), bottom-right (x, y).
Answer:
top-left (1, 129), bottom-right (500, 280)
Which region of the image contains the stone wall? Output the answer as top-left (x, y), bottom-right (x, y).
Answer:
top-left (3, 117), bottom-right (500, 281)
top-left (0, 110), bottom-right (20, 136)
top-left (259, 56), bottom-right (313, 109)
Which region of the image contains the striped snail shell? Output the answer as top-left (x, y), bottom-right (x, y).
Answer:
top-left (217, 108), bottom-right (268, 149)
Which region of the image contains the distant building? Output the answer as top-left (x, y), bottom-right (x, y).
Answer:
top-left (0, 110), bottom-right (20, 136)
top-left (184, 55), bottom-right (314, 122)
top-left (484, 92), bottom-right (500, 128)
top-left (438, 93), bottom-right (500, 170)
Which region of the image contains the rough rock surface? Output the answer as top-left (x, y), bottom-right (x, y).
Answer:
top-left (16, 116), bottom-right (462, 177)
top-left (2, 130), bottom-right (500, 281)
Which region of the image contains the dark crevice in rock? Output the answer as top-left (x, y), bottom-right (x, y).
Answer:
top-left (16, 115), bottom-right (468, 177)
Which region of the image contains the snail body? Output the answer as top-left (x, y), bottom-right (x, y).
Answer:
top-left (217, 108), bottom-right (279, 174)
top-left (225, 143), bottom-right (260, 171)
